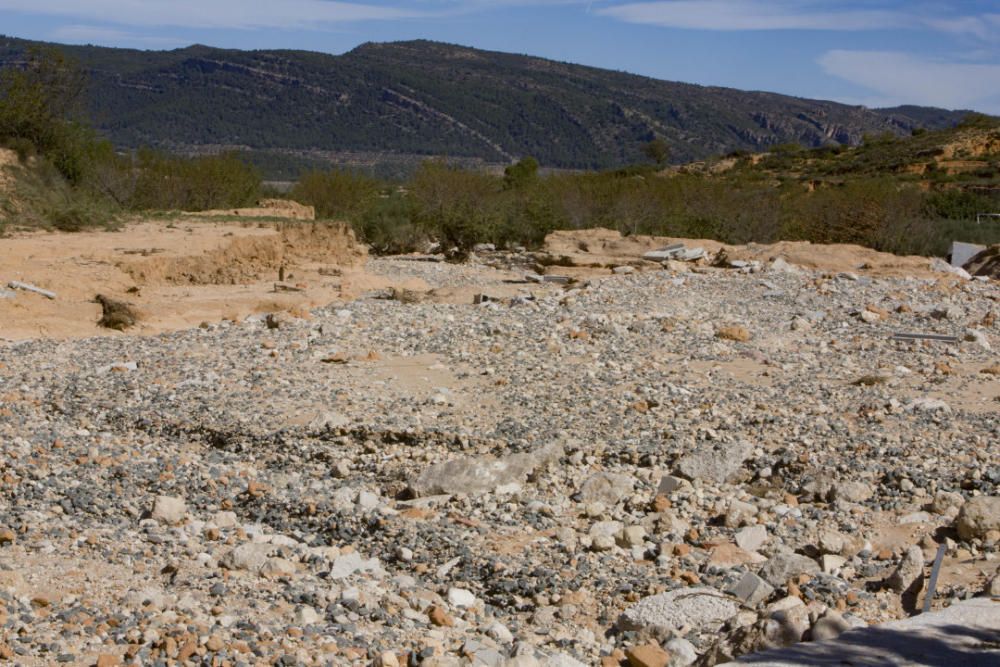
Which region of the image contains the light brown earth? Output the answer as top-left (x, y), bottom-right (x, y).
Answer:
top-left (541, 228), bottom-right (945, 278)
top-left (0, 217), bottom-right (384, 340)
top-left (0, 220), bottom-right (985, 341)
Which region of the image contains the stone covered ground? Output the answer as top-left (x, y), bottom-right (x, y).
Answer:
top-left (0, 253), bottom-right (998, 666)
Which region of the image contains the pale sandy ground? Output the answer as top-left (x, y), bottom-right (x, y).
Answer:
top-left (542, 228), bottom-right (946, 278)
top-left (0, 218), bottom-right (384, 340)
top-left (0, 220), bottom-right (980, 342)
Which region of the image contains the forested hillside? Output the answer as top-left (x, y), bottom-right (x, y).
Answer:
top-left (0, 36), bottom-right (971, 175)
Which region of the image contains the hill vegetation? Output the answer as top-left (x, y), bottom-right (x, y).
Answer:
top-left (2, 43), bottom-right (998, 261)
top-left (289, 115), bottom-right (1000, 258)
top-left (0, 36), bottom-right (972, 176)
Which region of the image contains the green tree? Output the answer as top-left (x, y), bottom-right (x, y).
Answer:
top-left (290, 169), bottom-right (379, 219)
top-left (642, 138), bottom-right (670, 166)
top-left (503, 156), bottom-right (539, 189)
top-left (0, 46), bottom-right (95, 183)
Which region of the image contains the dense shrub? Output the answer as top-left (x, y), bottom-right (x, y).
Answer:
top-left (290, 169), bottom-right (380, 219)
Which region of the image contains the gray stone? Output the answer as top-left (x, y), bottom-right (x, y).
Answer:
top-left (830, 481), bottom-right (873, 504)
top-left (657, 475), bottom-right (687, 495)
top-left (295, 605), bottom-right (320, 625)
top-left (726, 571), bottom-right (774, 607)
top-left (618, 587), bottom-right (740, 632)
top-left (809, 610), bottom-right (850, 641)
top-left (329, 551), bottom-right (383, 580)
top-left (410, 443), bottom-right (561, 497)
top-left (643, 244), bottom-right (685, 261)
top-left (674, 440), bottom-right (752, 484)
top-left (956, 495), bottom-right (1000, 541)
top-left (759, 553), bottom-right (821, 587)
top-left (820, 554), bottom-right (846, 574)
top-left (577, 472), bottom-right (635, 505)
top-left (817, 530), bottom-right (845, 555)
top-left (221, 543), bottom-right (273, 572)
top-left (447, 587), bottom-right (477, 608)
top-left (150, 495), bottom-right (186, 525)
top-left (735, 525), bottom-right (768, 552)
top-left (769, 258), bottom-right (802, 274)
top-left (887, 545), bottom-right (924, 594)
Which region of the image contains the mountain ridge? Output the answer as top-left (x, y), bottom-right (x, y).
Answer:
top-left (0, 35), bottom-right (974, 173)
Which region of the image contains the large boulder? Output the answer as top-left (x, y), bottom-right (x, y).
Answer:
top-left (409, 443), bottom-right (561, 497)
top-left (955, 495), bottom-right (1000, 541)
top-left (759, 552), bottom-right (821, 587)
top-left (674, 441), bottom-right (752, 484)
top-left (150, 495), bottom-right (186, 525)
top-left (618, 587), bottom-right (739, 633)
top-left (577, 472), bottom-right (635, 505)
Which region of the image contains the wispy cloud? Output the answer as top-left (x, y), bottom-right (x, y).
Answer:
top-left (0, 0), bottom-right (422, 30)
top-left (49, 24), bottom-right (182, 47)
top-left (819, 50), bottom-right (1000, 112)
top-left (597, 1), bottom-right (911, 32)
top-left (595, 0), bottom-right (1000, 40)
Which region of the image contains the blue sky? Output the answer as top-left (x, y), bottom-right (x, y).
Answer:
top-left (2, 1), bottom-right (1000, 113)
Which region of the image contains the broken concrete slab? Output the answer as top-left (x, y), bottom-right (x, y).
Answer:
top-left (951, 241), bottom-right (987, 269)
top-left (643, 244), bottom-right (686, 261)
top-left (618, 587), bottom-right (740, 633)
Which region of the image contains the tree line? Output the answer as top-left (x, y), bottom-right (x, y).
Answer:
top-left (2, 47), bottom-right (998, 258)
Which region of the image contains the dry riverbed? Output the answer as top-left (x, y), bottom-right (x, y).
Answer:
top-left (0, 224), bottom-right (998, 666)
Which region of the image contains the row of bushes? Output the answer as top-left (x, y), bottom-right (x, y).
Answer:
top-left (288, 160), bottom-right (1000, 257)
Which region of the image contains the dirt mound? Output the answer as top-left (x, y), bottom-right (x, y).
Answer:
top-left (96, 294), bottom-right (138, 330)
top-left (965, 245), bottom-right (1000, 278)
top-left (541, 228), bottom-right (939, 278)
top-left (0, 218), bottom-right (375, 340)
top-left (191, 198), bottom-right (315, 220)
top-left (120, 221), bottom-right (366, 286)
top-left (939, 129), bottom-right (1000, 160)
top-left (730, 240), bottom-right (935, 277)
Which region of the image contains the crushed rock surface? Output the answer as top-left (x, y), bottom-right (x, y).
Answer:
top-left (0, 255), bottom-right (998, 666)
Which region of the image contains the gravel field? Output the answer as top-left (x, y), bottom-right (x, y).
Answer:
top-left (0, 254), bottom-right (998, 666)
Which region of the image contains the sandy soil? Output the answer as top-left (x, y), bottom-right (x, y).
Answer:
top-left (0, 217), bottom-right (386, 340)
top-left (1, 220), bottom-right (983, 342)
top-left (542, 228), bottom-right (943, 278)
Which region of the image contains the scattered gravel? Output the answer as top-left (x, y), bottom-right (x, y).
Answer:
top-left (0, 255), bottom-right (997, 665)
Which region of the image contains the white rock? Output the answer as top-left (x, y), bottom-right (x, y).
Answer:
top-left (735, 525), bottom-right (768, 552)
top-left (296, 605), bottom-right (320, 625)
top-left (665, 638), bottom-right (698, 666)
top-left (486, 621), bottom-right (514, 643)
top-left (447, 587), bottom-right (478, 608)
top-left (821, 554), bottom-right (847, 574)
top-left (221, 543), bottom-right (273, 572)
top-left (150, 496), bottom-right (186, 525)
top-left (618, 587), bottom-right (739, 632)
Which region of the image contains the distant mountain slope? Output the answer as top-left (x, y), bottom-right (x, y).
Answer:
top-left (0, 36), bottom-right (972, 170)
